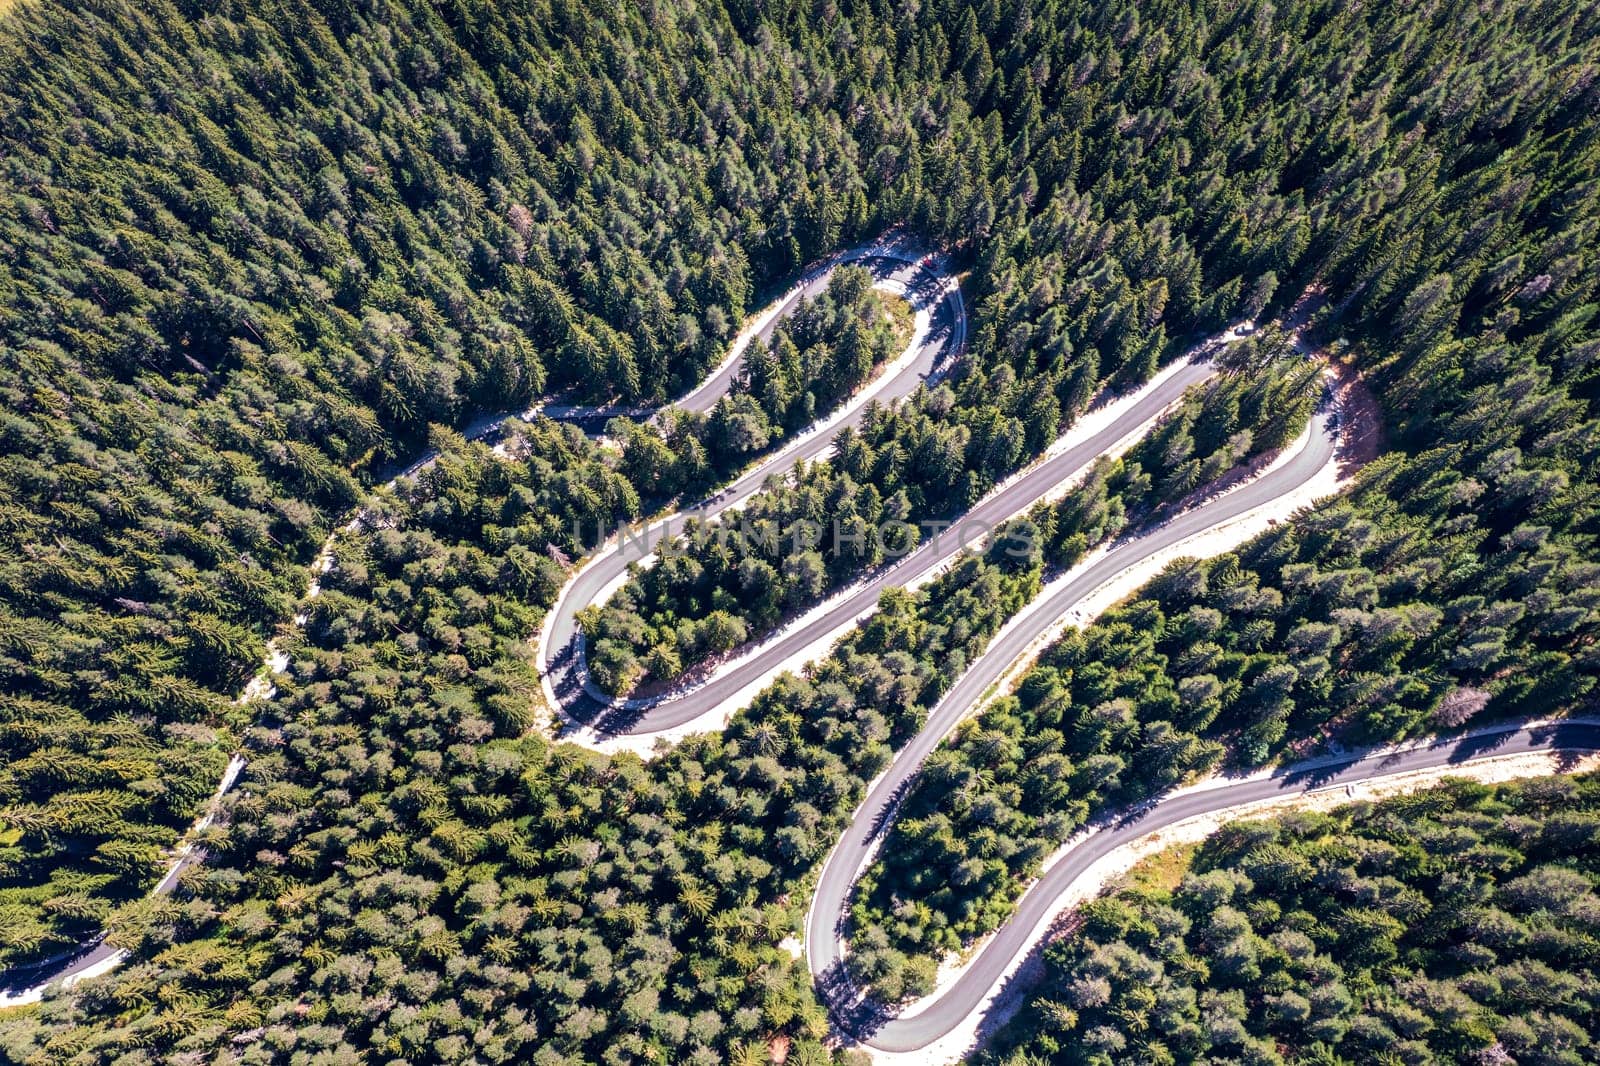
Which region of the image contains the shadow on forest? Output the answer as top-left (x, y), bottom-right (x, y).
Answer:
top-left (814, 958), bottom-right (894, 1040)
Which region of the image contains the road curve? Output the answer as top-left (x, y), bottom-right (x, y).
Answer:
top-left (541, 247), bottom-right (967, 732)
top-left (806, 404), bottom-right (1348, 1050)
top-left (813, 716), bottom-right (1600, 1053)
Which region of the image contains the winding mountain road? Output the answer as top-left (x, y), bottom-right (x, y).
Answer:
top-left (803, 406), bottom-right (1344, 1045)
top-left (12, 235), bottom-right (1589, 1055)
top-left (541, 329), bottom-right (1268, 740)
top-left (540, 244), bottom-right (967, 733)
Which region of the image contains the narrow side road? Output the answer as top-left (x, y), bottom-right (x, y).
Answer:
top-left (0, 235), bottom-right (941, 1008)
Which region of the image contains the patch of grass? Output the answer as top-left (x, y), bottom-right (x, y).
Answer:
top-left (871, 289), bottom-right (914, 354)
top-left (1123, 842), bottom-right (1198, 896)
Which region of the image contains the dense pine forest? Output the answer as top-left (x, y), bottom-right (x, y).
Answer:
top-left (981, 774), bottom-right (1600, 1066)
top-left (0, 0), bottom-right (1597, 1061)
